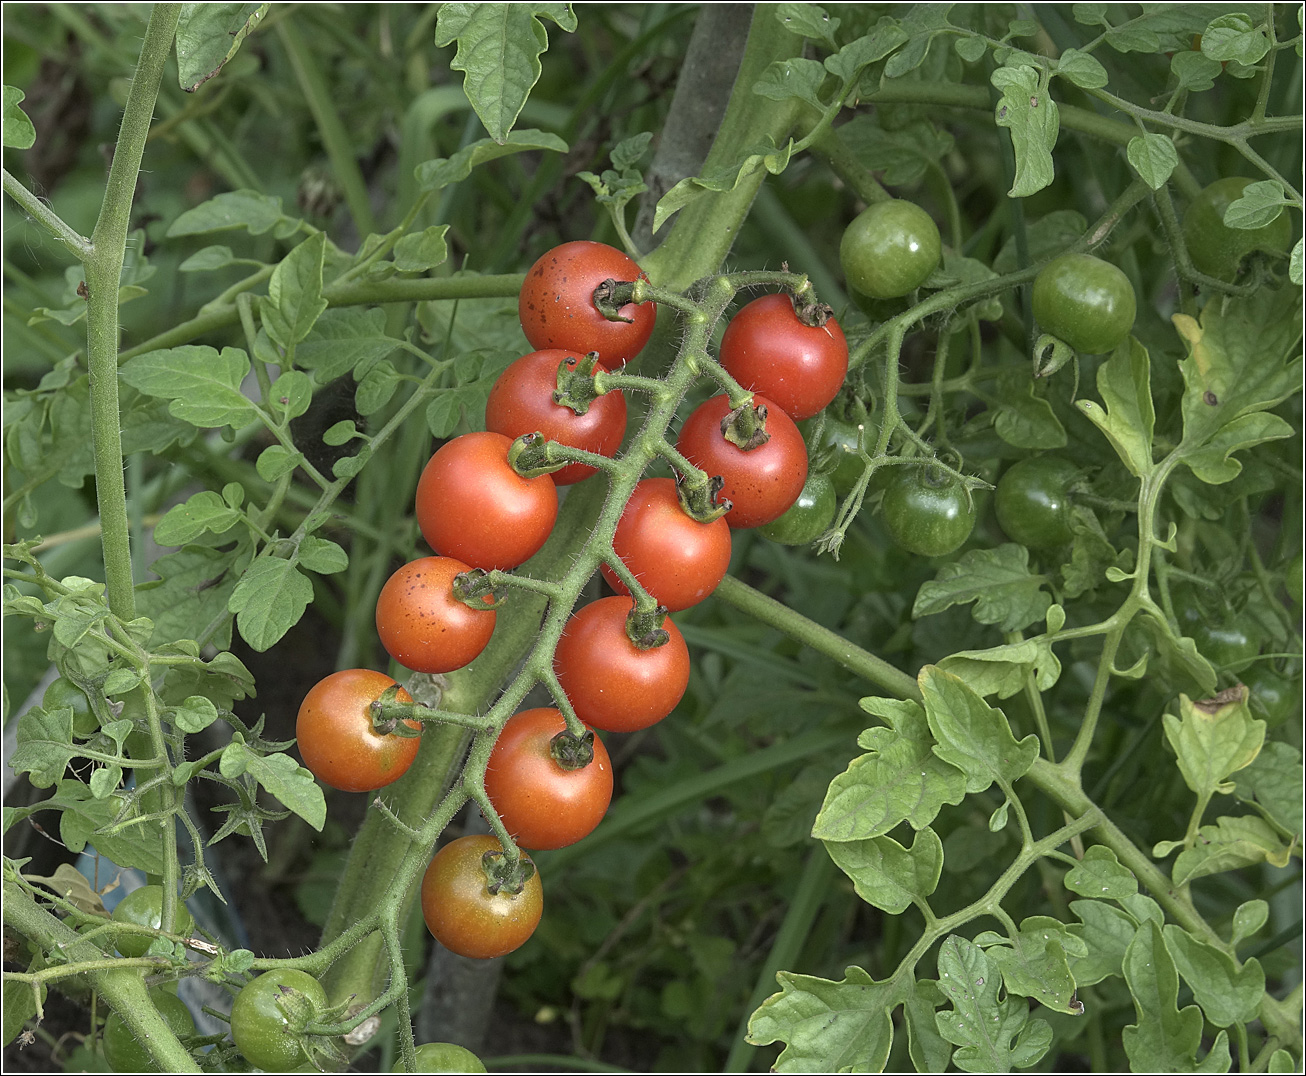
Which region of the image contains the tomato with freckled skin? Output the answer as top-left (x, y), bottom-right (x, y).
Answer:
top-left (676, 394), bottom-right (809, 528)
top-left (554, 597), bottom-right (690, 733)
top-left (601, 477), bottom-right (733, 611)
top-left (296, 669), bottom-right (420, 792)
top-left (421, 834), bottom-right (543, 959)
top-left (718, 294), bottom-right (848, 421)
top-left (485, 349), bottom-right (628, 485)
top-left (375, 556), bottom-right (496, 674)
top-left (416, 432), bottom-right (558, 571)
top-left (483, 707), bottom-right (612, 850)
top-left (518, 241), bottom-right (656, 367)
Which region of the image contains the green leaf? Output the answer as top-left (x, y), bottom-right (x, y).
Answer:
top-left (256, 445), bottom-right (303, 482)
top-left (955, 35), bottom-right (988, 63)
top-left (1105, 23), bottom-right (1161, 53)
top-left (813, 699), bottom-right (966, 841)
top-left (1270, 1050), bottom-right (1297, 1073)
top-left (1291, 239), bottom-right (1303, 285)
top-left (355, 360), bottom-right (400, 416)
top-left (1162, 925), bottom-right (1264, 1027)
top-left (987, 916), bottom-right (1087, 1014)
top-left (1172, 814), bottom-right (1293, 885)
top-left (1123, 921), bottom-right (1231, 1071)
top-left (228, 558), bottom-right (313, 652)
top-left (48, 781), bottom-right (166, 875)
top-left (1127, 133), bottom-right (1179, 189)
top-left (175, 3), bottom-right (268, 92)
top-left (753, 58), bottom-right (828, 111)
top-left (153, 491), bottom-right (242, 546)
top-left (823, 826), bottom-right (943, 914)
top-left (775, 4), bottom-right (841, 48)
top-left (1171, 50), bottom-right (1223, 92)
top-left (653, 139), bottom-right (794, 234)
top-left (173, 695), bottom-right (219, 734)
top-left (824, 16), bottom-right (909, 83)
top-left (991, 64), bottom-right (1059, 198)
top-left (136, 545), bottom-right (242, 651)
top-left (1068, 899), bottom-right (1139, 986)
top-left (1162, 690), bottom-right (1266, 800)
top-left (1231, 899), bottom-right (1269, 950)
top-left (1064, 845), bottom-right (1139, 901)
top-left (267, 370), bottom-right (312, 423)
top-left (3, 85), bottom-right (36, 150)
top-left (883, 7), bottom-right (955, 78)
top-left (1056, 48), bottom-right (1108, 88)
top-left (993, 374), bottom-right (1068, 449)
top-left (393, 225), bottom-right (450, 272)
top-left (839, 118), bottom-right (957, 191)
top-left (10, 707), bottom-right (76, 789)
top-left (297, 536), bottom-right (348, 576)
top-left (746, 966), bottom-right (903, 1072)
top-left (1201, 13), bottom-right (1270, 65)
top-left (1222, 179), bottom-right (1288, 230)
top-left (296, 307), bottom-right (401, 383)
top-left (166, 189), bottom-right (288, 237)
top-left (920, 665), bottom-right (1040, 792)
top-left (179, 245), bottom-right (240, 272)
top-left (262, 232), bottom-right (328, 351)
top-left (903, 979), bottom-right (952, 1071)
top-left (414, 129), bottom-right (569, 191)
top-left (102, 668), bottom-right (142, 696)
top-left (219, 742), bottom-right (326, 831)
top-left (937, 636), bottom-right (1062, 699)
top-left (1073, 5), bottom-right (1110, 26)
top-left (1232, 740), bottom-right (1302, 836)
top-left (915, 545), bottom-right (1053, 633)
top-left (322, 420), bottom-right (360, 447)
top-left (434, 4), bottom-right (577, 142)
top-left (935, 936), bottom-right (1053, 1072)
top-left (119, 346), bottom-right (256, 430)
top-left (3, 952), bottom-right (44, 1045)
top-left (1076, 337), bottom-right (1156, 477)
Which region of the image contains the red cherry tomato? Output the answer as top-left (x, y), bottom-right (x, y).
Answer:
top-left (296, 669), bottom-right (420, 792)
top-left (421, 834), bottom-right (543, 959)
top-left (600, 477), bottom-right (733, 611)
top-left (718, 294), bottom-right (848, 421)
top-left (375, 556), bottom-right (496, 674)
top-left (675, 394), bottom-right (809, 528)
top-left (518, 241), bottom-right (656, 367)
top-left (483, 707), bottom-right (613, 851)
top-left (484, 349), bottom-right (628, 485)
top-left (554, 597), bottom-right (690, 733)
top-left (415, 432), bottom-right (558, 571)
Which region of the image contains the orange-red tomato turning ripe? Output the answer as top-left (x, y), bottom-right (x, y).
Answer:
top-left (421, 835), bottom-right (543, 959)
top-left (296, 669), bottom-right (420, 792)
top-left (375, 556), bottom-right (496, 674)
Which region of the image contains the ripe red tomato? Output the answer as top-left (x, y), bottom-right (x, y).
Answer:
top-left (600, 477), bottom-right (733, 611)
top-left (675, 394), bottom-right (809, 528)
top-left (518, 241), bottom-right (656, 367)
top-left (718, 294), bottom-right (848, 421)
top-left (483, 707), bottom-right (612, 850)
top-left (554, 597), bottom-right (690, 733)
top-left (416, 432), bottom-right (558, 571)
top-left (421, 834), bottom-right (543, 959)
top-left (296, 669), bottom-right (420, 792)
top-left (375, 556), bottom-right (496, 674)
top-left (484, 349), bottom-right (628, 485)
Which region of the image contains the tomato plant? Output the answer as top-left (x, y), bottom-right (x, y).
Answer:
top-left (102, 989), bottom-right (194, 1073)
top-left (397, 1043), bottom-right (488, 1073)
top-left (840, 199), bottom-right (942, 298)
top-left (415, 432), bottom-right (559, 571)
top-left (421, 835), bottom-right (543, 960)
top-left (994, 456), bottom-right (1080, 549)
top-left (717, 293), bottom-right (848, 420)
top-left (110, 886), bottom-right (195, 958)
top-left (230, 969), bottom-right (327, 1072)
top-left (879, 465), bottom-right (976, 558)
top-left (1183, 177), bottom-right (1295, 281)
top-left (482, 707), bottom-right (613, 850)
top-left (601, 477), bottom-right (733, 611)
top-left (42, 677), bottom-right (99, 739)
top-left (758, 471), bottom-right (837, 546)
top-left (484, 349), bottom-right (628, 485)
top-left (296, 669), bottom-right (421, 793)
top-left (554, 596), bottom-right (690, 733)
top-left (375, 556), bottom-right (496, 674)
top-left (1031, 253), bottom-right (1137, 354)
top-left (518, 241), bottom-right (656, 367)
top-left (676, 394), bottom-right (809, 528)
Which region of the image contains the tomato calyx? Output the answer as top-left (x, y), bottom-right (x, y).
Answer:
top-left (551, 352), bottom-right (605, 415)
top-left (507, 431), bottom-right (571, 478)
top-left (370, 686), bottom-right (426, 738)
top-left (674, 469), bottom-right (732, 524)
top-left (789, 292), bottom-right (836, 330)
top-left (480, 846), bottom-right (536, 896)
top-left (1033, 333), bottom-right (1075, 379)
top-left (548, 727), bottom-right (596, 771)
top-left (451, 568), bottom-right (498, 611)
top-left (719, 398), bottom-right (771, 452)
top-left (592, 278), bottom-right (641, 323)
top-left (624, 602), bottom-right (672, 651)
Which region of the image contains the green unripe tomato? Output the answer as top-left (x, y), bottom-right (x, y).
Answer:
top-left (880, 465), bottom-right (975, 558)
top-left (841, 200), bottom-right (942, 299)
top-left (994, 457), bottom-right (1079, 549)
top-left (1032, 253), bottom-right (1136, 354)
top-left (111, 886), bottom-right (195, 958)
top-left (102, 988), bottom-right (195, 1072)
top-left (231, 969), bottom-right (327, 1072)
top-left (1285, 553), bottom-right (1303, 608)
top-left (396, 1042), bottom-right (489, 1073)
top-left (1183, 177), bottom-right (1294, 281)
top-left (1242, 665), bottom-right (1300, 727)
top-left (43, 677), bottom-right (99, 738)
top-left (759, 471), bottom-right (837, 545)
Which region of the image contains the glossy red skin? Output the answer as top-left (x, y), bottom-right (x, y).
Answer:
top-left (485, 349), bottom-right (628, 485)
top-left (554, 596), bottom-right (690, 733)
top-left (600, 477), bottom-right (733, 611)
top-left (296, 669), bottom-right (420, 792)
top-left (375, 556), bottom-right (496, 674)
top-left (518, 241), bottom-right (656, 367)
top-left (676, 394), bottom-right (809, 528)
top-left (421, 835), bottom-right (543, 959)
top-left (718, 294), bottom-right (849, 421)
top-left (483, 707), bottom-right (613, 850)
top-left (416, 432), bottom-right (558, 571)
